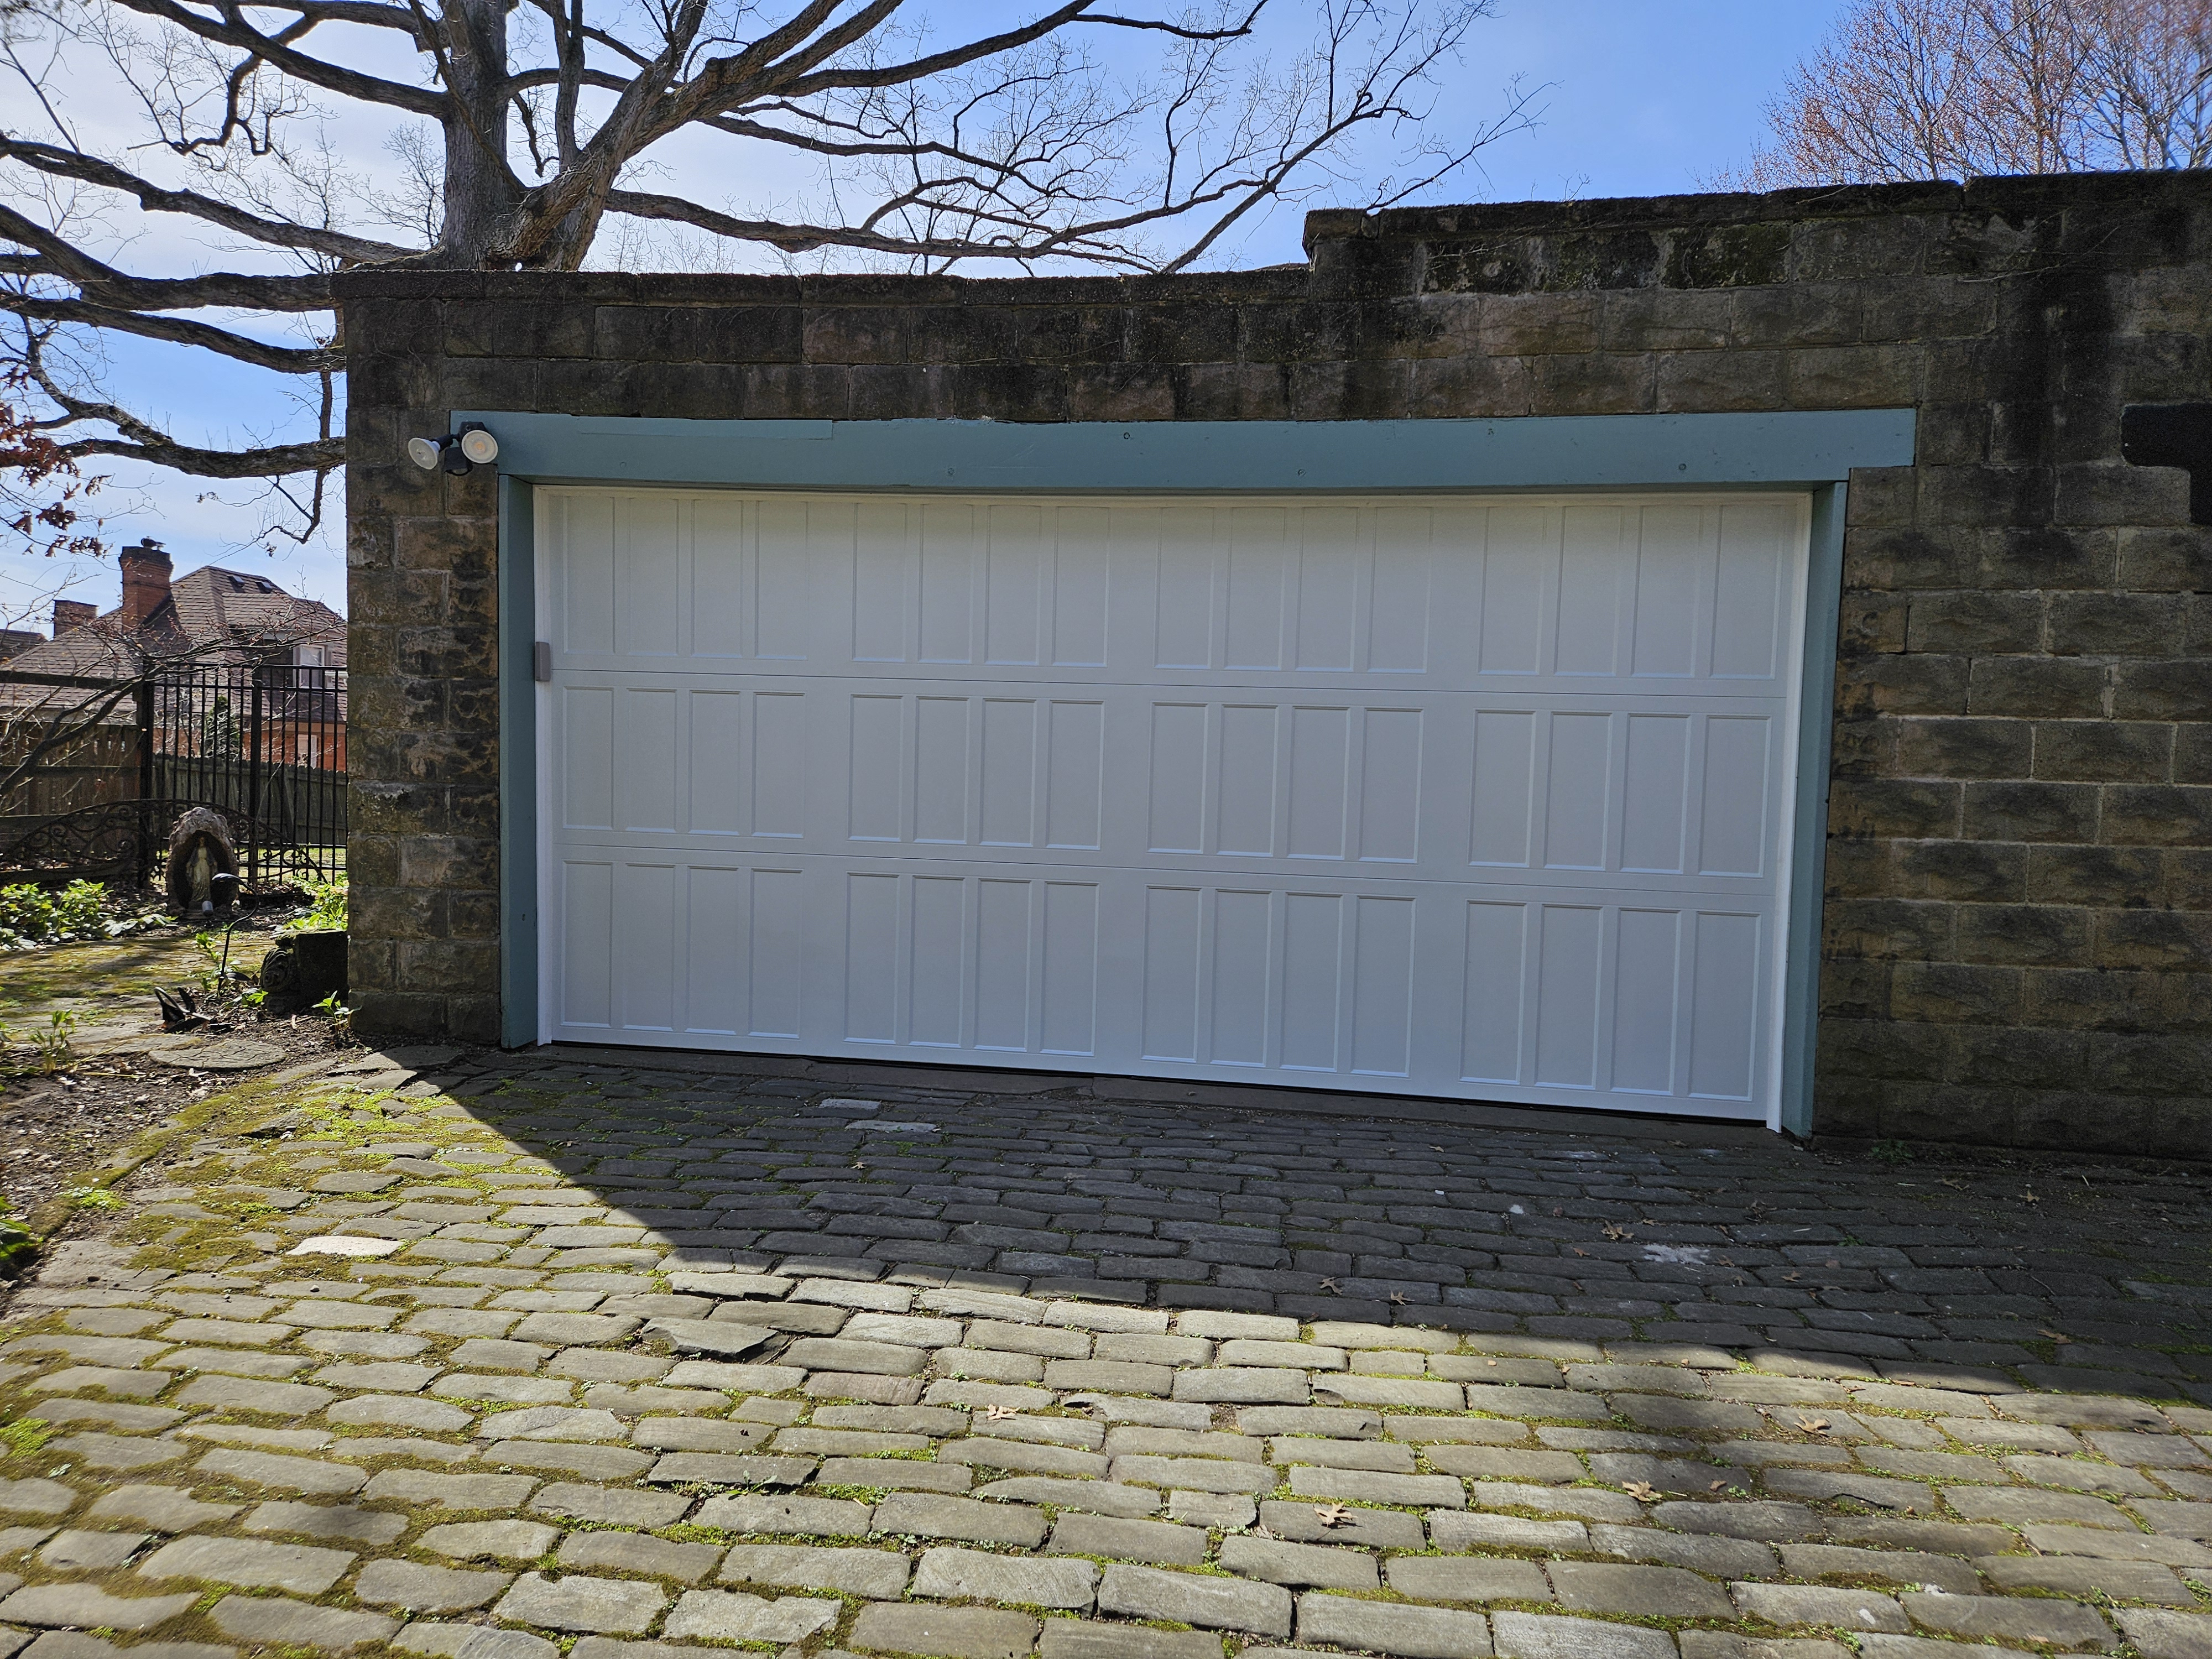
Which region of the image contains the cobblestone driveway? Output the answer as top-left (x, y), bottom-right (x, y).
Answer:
top-left (3, 1048), bottom-right (2210, 1659)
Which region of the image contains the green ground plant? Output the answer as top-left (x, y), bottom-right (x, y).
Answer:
top-left (28, 1008), bottom-right (76, 1071)
top-left (299, 875), bottom-right (347, 932)
top-left (0, 880), bottom-right (116, 949)
top-left (0, 1207), bottom-right (30, 1275)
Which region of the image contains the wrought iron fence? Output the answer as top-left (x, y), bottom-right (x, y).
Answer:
top-left (148, 662), bottom-right (347, 888)
top-left (0, 660), bottom-right (346, 891)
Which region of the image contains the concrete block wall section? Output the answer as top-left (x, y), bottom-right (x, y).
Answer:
top-left (337, 171), bottom-right (2212, 1154)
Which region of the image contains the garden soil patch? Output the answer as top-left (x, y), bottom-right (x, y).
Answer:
top-left (0, 906), bottom-right (352, 1220)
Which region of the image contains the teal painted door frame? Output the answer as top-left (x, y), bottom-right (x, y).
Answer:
top-left (484, 410), bottom-right (1910, 1135)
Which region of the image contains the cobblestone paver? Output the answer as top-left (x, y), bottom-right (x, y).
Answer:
top-left (3, 1048), bottom-right (2210, 1659)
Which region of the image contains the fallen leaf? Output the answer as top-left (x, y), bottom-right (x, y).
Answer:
top-left (1428, 1145), bottom-right (1445, 1153)
top-left (1485, 1359), bottom-right (1499, 1368)
top-left (2022, 1189), bottom-right (2039, 1204)
top-left (1709, 1480), bottom-right (1726, 1491)
top-left (1388, 1291), bottom-right (1408, 1306)
top-left (1571, 1247), bottom-right (1588, 1258)
top-left (985, 1405), bottom-right (1019, 1421)
top-left (1319, 1278), bottom-right (1342, 1293)
top-left (1250, 1526), bottom-right (1277, 1540)
top-left (1796, 1416), bottom-right (1831, 1434)
top-left (2039, 1329), bottom-right (2073, 1345)
top-left (1314, 1504), bottom-right (1354, 1528)
top-left (1783, 1271), bottom-right (1801, 1282)
top-left (1601, 1223), bottom-right (1632, 1241)
top-left (1623, 1480), bottom-right (1656, 1501)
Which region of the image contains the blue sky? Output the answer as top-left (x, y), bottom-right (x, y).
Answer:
top-left (34, 1), bottom-right (1848, 625)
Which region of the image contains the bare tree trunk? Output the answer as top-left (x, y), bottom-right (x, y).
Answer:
top-left (437, 0), bottom-right (518, 268)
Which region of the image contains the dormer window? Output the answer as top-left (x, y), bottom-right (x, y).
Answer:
top-left (227, 573), bottom-right (246, 591)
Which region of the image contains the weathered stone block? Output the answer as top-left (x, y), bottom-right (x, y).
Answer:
top-left (850, 1604), bottom-right (1038, 1659)
top-left (1961, 780), bottom-right (2101, 843)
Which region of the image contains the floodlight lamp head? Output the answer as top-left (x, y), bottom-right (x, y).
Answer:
top-left (406, 436), bottom-right (445, 470)
top-left (458, 424), bottom-right (499, 464)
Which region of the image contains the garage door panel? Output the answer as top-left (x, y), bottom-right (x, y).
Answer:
top-left (612, 860), bottom-right (677, 1030)
top-left (1556, 507), bottom-right (1635, 675)
top-left (1051, 513), bottom-right (1113, 666)
top-left (1041, 881), bottom-right (1102, 1056)
top-left (910, 874), bottom-right (969, 1046)
top-left (1621, 714), bottom-right (1691, 874)
top-left (748, 497), bottom-right (813, 661)
top-left (1351, 895), bottom-right (1417, 1077)
top-left (1460, 901), bottom-right (1528, 1083)
top-left (686, 690), bottom-right (745, 833)
top-left (1689, 910), bottom-right (1764, 1102)
top-left (614, 688), bottom-right (679, 831)
top-left (1357, 708), bottom-right (1423, 862)
top-left (1141, 885), bottom-right (1202, 1062)
top-left (1630, 502), bottom-right (1710, 678)
top-left (1697, 716), bottom-right (1773, 876)
top-left (549, 492), bottom-right (616, 654)
top-left (1611, 907), bottom-right (1684, 1094)
top-left (682, 865), bottom-right (744, 1035)
top-left (615, 493), bottom-right (682, 656)
top-left (1368, 508), bottom-right (1436, 673)
top-left (544, 843), bottom-right (1776, 1118)
top-left (1541, 712), bottom-right (1613, 870)
top-left (549, 493), bottom-right (1799, 694)
top-left (557, 859), bottom-right (613, 1029)
top-left (979, 698), bottom-right (1039, 846)
top-left (1046, 701), bottom-right (1105, 849)
top-left (1532, 903), bottom-right (1605, 1088)
top-left (560, 686), bottom-right (614, 829)
top-left (747, 867), bottom-right (805, 1037)
top-left (1287, 706), bottom-right (1352, 860)
top-left (540, 487), bottom-right (1803, 1121)
top-left (845, 870), bottom-right (900, 1042)
top-left (847, 694), bottom-right (904, 841)
top-left (1714, 501), bottom-right (1791, 678)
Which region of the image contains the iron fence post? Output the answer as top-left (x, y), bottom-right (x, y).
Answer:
top-left (134, 678), bottom-right (154, 889)
top-left (246, 671), bottom-right (264, 893)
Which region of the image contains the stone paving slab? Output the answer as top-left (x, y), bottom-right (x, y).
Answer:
top-left (0, 1048), bottom-right (2208, 1659)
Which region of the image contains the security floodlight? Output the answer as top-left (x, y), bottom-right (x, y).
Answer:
top-left (406, 422), bottom-right (499, 474)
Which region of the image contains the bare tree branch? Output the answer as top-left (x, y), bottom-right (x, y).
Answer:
top-left (1727, 0), bottom-right (2212, 186)
top-left (111, 0), bottom-right (451, 117)
top-left (2, 0), bottom-right (1528, 529)
top-left (0, 137), bottom-right (415, 265)
top-left (8, 295), bottom-right (336, 373)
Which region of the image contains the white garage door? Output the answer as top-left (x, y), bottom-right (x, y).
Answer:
top-left (536, 488), bottom-right (1807, 1121)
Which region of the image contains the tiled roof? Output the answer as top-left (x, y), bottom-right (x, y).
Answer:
top-left (3, 565), bottom-right (344, 681)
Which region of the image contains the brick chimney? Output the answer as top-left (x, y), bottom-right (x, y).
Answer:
top-left (119, 538), bottom-right (173, 630)
top-left (53, 599), bottom-right (95, 635)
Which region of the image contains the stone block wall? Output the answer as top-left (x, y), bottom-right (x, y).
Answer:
top-left (337, 170), bottom-right (2212, 1154)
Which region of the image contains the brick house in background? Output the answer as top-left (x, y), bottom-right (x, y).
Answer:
top-left (338, 172), bottom-right (2212, 1156)
top-left (1, 541), bottom-right (349, 820)
top-left (10, 540), bottom-right (347, 680)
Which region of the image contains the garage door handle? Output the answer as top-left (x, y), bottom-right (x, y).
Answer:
top-left (533, 641), bottom-right (553, 682)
